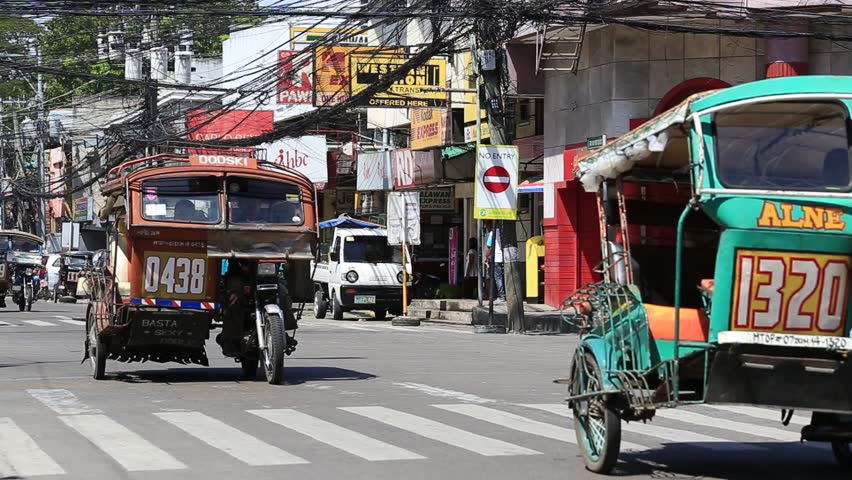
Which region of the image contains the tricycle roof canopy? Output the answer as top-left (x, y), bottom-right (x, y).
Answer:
top-left (0, 230), bottom-right (43, 244)
top-left (573, 75), bottom-right (852, 193)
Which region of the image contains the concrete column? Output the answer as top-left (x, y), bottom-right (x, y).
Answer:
top-left (765, 37), bottom-right (808, 78)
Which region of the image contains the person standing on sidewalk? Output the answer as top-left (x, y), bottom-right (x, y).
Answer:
top-left (463, 237), bottom-right (478, 299)
top-left (484, 221), bottom-right (506, 300)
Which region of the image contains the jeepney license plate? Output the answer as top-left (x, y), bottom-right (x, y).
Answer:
top-left (354, 295), bottom-right (375, 304)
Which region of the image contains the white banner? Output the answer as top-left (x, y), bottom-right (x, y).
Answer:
top-left (356, 151), bottom-right (392, 191)
top-left (387, 191), bottom-right (421, 246)
top-left (260, 135), bottom-right (328, 184)
top-left (474, 145), bottom-right (519, 220)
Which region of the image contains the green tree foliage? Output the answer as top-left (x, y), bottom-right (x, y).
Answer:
top-left (34, 1), bottom-right (261, 101)
top-left (0, 15), bottom-right (42, 100)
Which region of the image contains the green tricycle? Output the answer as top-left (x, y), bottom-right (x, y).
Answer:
top-left (562, 75), bottom-right (851, 473)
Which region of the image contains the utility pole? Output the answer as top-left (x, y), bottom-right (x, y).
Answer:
top-left (0, 99), bottom-right (5, 230)
top-left (35, 43), bottom-right (46, 239)
top-left (476, 12), bottom-right (525, 333)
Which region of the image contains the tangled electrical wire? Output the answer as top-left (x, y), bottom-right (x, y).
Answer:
top-left (3, 0), bottom-right (852, 204)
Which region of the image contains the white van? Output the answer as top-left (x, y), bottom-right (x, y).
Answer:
top-left (311, 217), bottom-right (408, 320)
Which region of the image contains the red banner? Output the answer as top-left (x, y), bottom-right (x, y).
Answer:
top-left (277, 50), bottom-right (313, 104)
top-left (186, 109), bottom-right (273, 156)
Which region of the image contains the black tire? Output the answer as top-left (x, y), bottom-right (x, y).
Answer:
top-left (314, 290), bottom-right (328, 319)
top-left (571, 349), bottom-right (622, 474)
top-left (26, 300), bottom-right (32, 312)
top-left (88, 312), bottom-right (106, 380)
top-left (240, 356), bottom-right (259, 380)
top-left (18, 297), bottom-right (24, 312)
top-left (53, 287), bottom-right (59, 303)
top-left (374, 308), bottom-right (387, 320)
top-left (331, 291), bottom-right (344, 320)
top-left (832, 441), bottom-right (851, 468)
top-left (262, 312), bottom-right (286, 385)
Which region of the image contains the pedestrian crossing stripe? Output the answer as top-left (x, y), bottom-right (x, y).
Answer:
top-left (1, 401), bottom-right (828, 477)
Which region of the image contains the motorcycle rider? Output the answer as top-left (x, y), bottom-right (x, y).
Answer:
top-left (217, 259), bottom-right (251, 356)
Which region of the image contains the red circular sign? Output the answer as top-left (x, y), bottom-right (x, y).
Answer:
top-left (483, 166), bottom-right (510, 193)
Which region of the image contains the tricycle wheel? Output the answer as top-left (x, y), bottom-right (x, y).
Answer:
top-left (571, 349), bottom-right (621, 474)
top-left (240, 356), bottom-right (258, 380)
top-left (374, 308), bottom-right (387, 320)
top-left (87, 313), bottom-right (106, 380)
top-left (832, 441), bottom-right (851, 468)
top-left (314, 290), bottom-right (327, 319)
top-left (331, 291), bottom-right (344, 320)
top-left (18, 297), bottom-right (24, 311)
top-left (262, 312), bottom-right (286, 385)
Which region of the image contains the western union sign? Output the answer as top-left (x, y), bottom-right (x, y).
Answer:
top-left (349, 54), bottom-right (447, 108)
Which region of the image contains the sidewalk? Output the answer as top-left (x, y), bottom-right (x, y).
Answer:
top-left (407, 299), bottom-right (574, 334)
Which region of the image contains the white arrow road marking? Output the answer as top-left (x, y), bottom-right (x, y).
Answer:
top-left (250, 409), bottom-right (423, 461)
top-left (60, 414), bottom-right (186, 471)
top-left (156, 411), bottom-right (308, 466)
top-left (27, 388), bottom-right (102, 415)
top-left (0, 417), bottom-right (66, 477)
top-left (341, 406), bottom-right (540, 456)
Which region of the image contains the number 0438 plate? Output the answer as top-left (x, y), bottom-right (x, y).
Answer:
top-left (143, 252), bottom-right (208, 299)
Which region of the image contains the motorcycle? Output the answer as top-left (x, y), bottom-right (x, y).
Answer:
top-left (11, 262), bottom-right (40, 312)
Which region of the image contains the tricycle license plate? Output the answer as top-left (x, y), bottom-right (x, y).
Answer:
top-left (68, 273), bottom-right (77, 281)
top-left (354, 295), bottom-right (375, 304)
top-left (11, 286), bottom-right (21, 291)
top-left (718, 331), bottom-right (852, 351)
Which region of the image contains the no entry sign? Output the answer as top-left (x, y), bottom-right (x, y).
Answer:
top-left (474, 145), bottom-right (519, 220)
top-left (483, 166), bottom-right (511, 193)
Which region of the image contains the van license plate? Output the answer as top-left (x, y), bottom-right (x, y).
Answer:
top-left (354, 295), bottom-right (375, 304)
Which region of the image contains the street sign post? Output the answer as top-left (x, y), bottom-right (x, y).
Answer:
top-left (387, 192), bottom-right (420, 316)
top-left (474, 145), bottom-right (519, 220)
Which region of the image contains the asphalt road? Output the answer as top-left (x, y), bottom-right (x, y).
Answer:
top-left (0, 301), bottom-right (848, 480)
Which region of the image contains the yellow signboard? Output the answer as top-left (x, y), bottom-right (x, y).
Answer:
top-left (460, 51), bottom-right (489, 142)
top-left (313, 46), bottom-right (355, 107)
top-left (410, 108), bottom-right (448, 150)
top-left (291, 27), bottom-right (370, 50)
top-left (350, 54), bottom-right (447, 108)
top-left (731, 249), bottom-right (851, 336)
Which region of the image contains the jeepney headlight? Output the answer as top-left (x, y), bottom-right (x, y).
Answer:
top-left (257, 263), bottom-right (276, 276)
top-left (397, 271), bottom-right (404, 283)
top-left (345, 270), bottom-right (359, 283)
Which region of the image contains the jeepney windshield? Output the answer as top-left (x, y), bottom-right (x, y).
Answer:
top-left (227, 177), bottom-right (304, 225)
top-left (2, 236), bottom-right (41, 253)
top-left (140, 176), bottom-right (221, 223)
top-left (343, 236), bottom-right (402, 263)
top-left (714, 101), bottom-right (851, 192)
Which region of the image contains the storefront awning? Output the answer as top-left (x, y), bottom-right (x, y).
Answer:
top-left (442, 145), bottom-right (472, 159)
top-left (518, 176), bottom-right (544, 193)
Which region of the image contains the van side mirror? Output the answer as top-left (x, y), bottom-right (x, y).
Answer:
top-left (330, 251), bottom-right (339, 262)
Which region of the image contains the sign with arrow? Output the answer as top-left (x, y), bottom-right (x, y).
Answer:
top-left (474, 145), bottom-right (519, 220)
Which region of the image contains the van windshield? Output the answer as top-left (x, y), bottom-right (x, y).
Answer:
top-left (714, 101), bottom-right (851, 192)
top-left (343, 236), bottom-right (401, 263)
